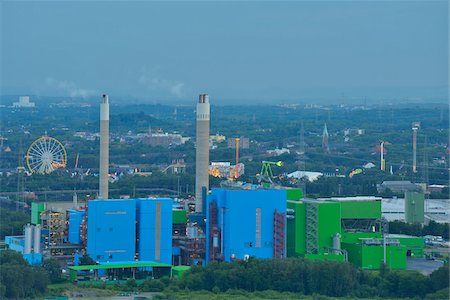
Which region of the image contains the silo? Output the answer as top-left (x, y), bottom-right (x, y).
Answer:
top-left (33, 225), bottom-right (41, 253)
top-left (332, 233), bottom-right (341, 253)
top-left (24, 224), bottom-right (32, 254)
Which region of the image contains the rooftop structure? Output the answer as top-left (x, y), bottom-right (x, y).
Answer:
top-left (377, 181), bottom-right (422, 193)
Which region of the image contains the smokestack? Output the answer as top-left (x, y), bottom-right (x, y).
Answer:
top-left (412, 122), bottom-right (420, 174)
top-left (380, 141), bottom-right (385, 171)
top-left (195, 94), bottom-right (210, 213)
top-left (99, 94), bottom-right (109, 199)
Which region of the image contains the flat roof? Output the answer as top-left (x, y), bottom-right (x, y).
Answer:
top-left (172, 266), bottom-right (191, 271)
top-left (319, 196), bottom-right (382, 202)
top-left (386, 234), bottom-right (423, 239)
top-left (68, 261), bottom-right (171, 271)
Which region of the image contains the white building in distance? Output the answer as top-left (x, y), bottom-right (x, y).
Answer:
top-left (13, 96), bottom-right (35, 108)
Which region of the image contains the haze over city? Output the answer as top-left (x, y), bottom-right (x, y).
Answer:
top-left (1, 1), bottom-right (448, 104)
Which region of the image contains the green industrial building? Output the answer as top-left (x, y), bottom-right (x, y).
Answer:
top-left (286, 191), bottom-right (423, 270)
top-left (31, 202), bottom-right (46, 225)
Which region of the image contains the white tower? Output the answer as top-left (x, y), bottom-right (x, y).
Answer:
top-left (195, 94), bottom-right (210, 212)
top-left (99, 94), bottom-right (109, 199)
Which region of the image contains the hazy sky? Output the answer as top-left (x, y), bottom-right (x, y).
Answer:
top-left (1, 1), bottom-right (448, 103)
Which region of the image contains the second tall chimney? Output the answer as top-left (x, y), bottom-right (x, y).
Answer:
top-left (99, 94), bottom-right (109, 199)
top-left (195, 94), bottom-right (210, 212)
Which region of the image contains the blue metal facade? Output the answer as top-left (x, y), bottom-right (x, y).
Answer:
top-left (87, 199), bottom-right (136, 262)
top-left (206, 188), bottom-right (286, 263)
top-left (5, 236), bottom-right (24, 253)
top-left (136, 198), bottom-right (172, 264)
top-left (68, 209), bottom-right (85, 244)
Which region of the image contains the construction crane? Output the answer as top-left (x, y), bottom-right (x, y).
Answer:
top-left (257, 161), bottom-right (283, 183)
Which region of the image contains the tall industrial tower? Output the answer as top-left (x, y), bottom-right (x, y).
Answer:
top-left (380, 141), bottom-right (385, 171)
top-left (412, 122), bottom-right (420, 174)
top-left (99, 94), bottom-right (109, 199)
top-left (195, 94), bottom-right (210, 213)
top-left (322, 123), bottom-right (329, 152)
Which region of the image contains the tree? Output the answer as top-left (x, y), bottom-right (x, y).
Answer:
top-left (429, 264), bottom-right (449, 292)
top-left (79, 254), bottom-right (96, 265)
top-left (0, 250), bottom-right (49, 299)
top-left (43, 258), bottom-right (64, 283)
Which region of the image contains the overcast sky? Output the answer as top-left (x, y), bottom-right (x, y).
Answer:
top-left (1, 1), bottom-right (448, 103)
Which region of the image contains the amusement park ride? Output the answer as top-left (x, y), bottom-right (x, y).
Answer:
top-left (26, 135), bottom-right (67, 174)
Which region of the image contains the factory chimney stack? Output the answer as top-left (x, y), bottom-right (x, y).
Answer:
top-left (195, 94), bottom-right (210, 212)
top-left (99, 94), bottom-right (109, 199)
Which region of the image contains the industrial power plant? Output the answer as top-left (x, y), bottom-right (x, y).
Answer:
top-left (4, 93), bottom-right (426, 282)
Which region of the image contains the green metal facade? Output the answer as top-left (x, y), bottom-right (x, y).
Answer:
top-left (287, 201), bottom-right (306, 256)
top-left (287, 201), bottom-right (341, 256)
top-left (172, 209), bottom-right (187, 224)
top-left (286, 197), bottom-right (422, 270)
top-left (342, 242), bottom-right (407, 269)
top-left (286, 188), bottom-right (303, 201)
top-left (31, 202), bottom-right (46, 225)
top-left (390, 235), bottom-right (424, 258)
top-left (304, 253), bottom-right (345, 262)
top-left (341, 232), bottom-right (382, 244)
top-left (317, 202), bottom-right (341, 251)
top-left (405, 192), bottom-right (425, 224)
top-left (338, 200), bottom-right (381, 219)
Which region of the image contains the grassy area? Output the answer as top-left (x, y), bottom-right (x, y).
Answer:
top-left (158, 290), bottom-right (362, 300)
top-left (45, 281), bottom-right (117, 299)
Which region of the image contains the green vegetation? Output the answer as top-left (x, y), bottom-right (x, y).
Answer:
top-left (0, 250), bottom-right (49, 299)
top-left (2, 250), bottom-right (447, 299)
top-left (389, 220), bottom-right (449, 240)
top-left (0, 208), bottom-right (29, 239)
top-left (175, 258), bottom-right (449, 299)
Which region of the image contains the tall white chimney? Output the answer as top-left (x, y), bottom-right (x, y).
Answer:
top-left (195, 94), bottom-right (210, 212)
top-left (99, 94), bottom-right (109, 199)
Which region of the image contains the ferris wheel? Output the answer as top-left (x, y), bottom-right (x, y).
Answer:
top-left (26, 135), bottom-right (67, 174)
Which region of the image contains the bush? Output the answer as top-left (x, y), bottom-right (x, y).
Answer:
top-left (425, 288), bottom-right (450, 300)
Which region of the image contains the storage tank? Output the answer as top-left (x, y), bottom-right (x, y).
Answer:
top-left (24, 224), bottom-right (32, 254)
top-left (33, 225), bottom-right (41, 253)
top-left (332, 233), bottom-right (341, 253)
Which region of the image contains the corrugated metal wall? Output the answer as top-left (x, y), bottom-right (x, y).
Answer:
top-left (87, 199), bottom-right (137, 262)
top-left (206, 189), bottom-right (286, 262)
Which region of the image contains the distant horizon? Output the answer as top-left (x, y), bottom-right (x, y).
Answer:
top-left (1, 90), bottom-right (448, 106)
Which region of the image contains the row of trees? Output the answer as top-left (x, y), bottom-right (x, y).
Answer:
top-left (0, 208), bottom-right (29, 239)
top-left (177, 258), bottom-right (449, 299)
top-left (389, 220), bottom-right (449, 240)
top-left (80, 258), bottom-right (449, 299)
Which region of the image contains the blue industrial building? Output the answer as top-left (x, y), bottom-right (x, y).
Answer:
top-left (206, 188), bottom-right (286, 263)
top-left (87, 199), bottom-right (137, 262)
top-left (137, 198), bottom-right (173, 264)
top-left (68, 209), bottom-right (85, 244)
top-left (87, 198), bottom-right (173, 264)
